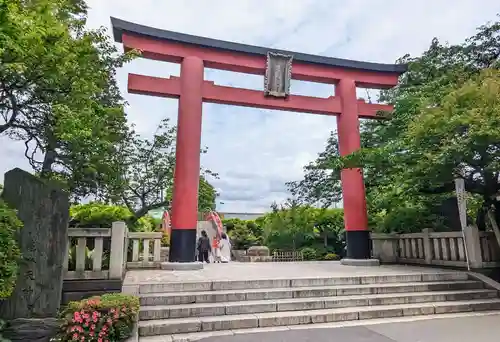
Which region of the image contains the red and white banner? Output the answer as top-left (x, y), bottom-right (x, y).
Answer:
top-left (206, 210), bottom-right (223, 236)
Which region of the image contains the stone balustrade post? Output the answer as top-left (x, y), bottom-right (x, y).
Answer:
top-left (371, 233), bottom-right (399, 263)
top-left (109, 221), bottom-right (127, 279)
top-left (422, 228), bottom-right (434, 264)
top-left (463, 224), bottom-right (483, 269)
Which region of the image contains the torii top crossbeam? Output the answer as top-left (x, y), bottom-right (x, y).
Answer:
top-left (111, 17), bottom-right (407, 264)
top-left (111, 18), bottom-right (405, 117)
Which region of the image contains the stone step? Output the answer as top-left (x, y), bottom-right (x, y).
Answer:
top-left (140, 280), bottom-right (483, 306)
top-left (140, 310), bottom-right (500, 342)
top-left (138, 298), bottom-right (500, 336)
top-left (138, 272), bottom-right (468, 294)
top-left (139, 289), bottom-right (498, 320)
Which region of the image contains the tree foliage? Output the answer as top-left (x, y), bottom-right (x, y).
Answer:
top-left (1, 0), bottom-right (135, 199)
top-left (224, 218), bottom-right (263, 250)
top-left (289, 18), bottom-right (500, 233)
top-left (222, 204), bottom-right (345, 258)
top-left (0, 196), bottom-right (22, 299)
top-left (198, 175), bottom-right (218, 212)
top-left (261, 201), bottom-right (345, 255)
top-left (69, 202), bottom-right (160, 232)
top-left (106, 119), bottom-right (218, 221)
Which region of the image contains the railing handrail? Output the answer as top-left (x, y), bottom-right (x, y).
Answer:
top-left (371, 226), bottom-right (500, 269)
top-left (64, 221), bottom-right (166, 281)
top-left (68, 227), bottom-right (111, 237)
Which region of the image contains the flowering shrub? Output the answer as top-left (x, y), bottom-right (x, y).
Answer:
top-left (53, 293), bottom-right (139, 342)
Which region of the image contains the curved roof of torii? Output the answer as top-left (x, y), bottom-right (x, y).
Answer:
top-left (111, 17), bottom-right (407, 75)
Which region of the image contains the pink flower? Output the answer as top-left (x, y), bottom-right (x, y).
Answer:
top-left (73, 312), bottom-right (82, 323)
top-left (98, 339), bottom-right (103, 342)
top-left (72, 333), bottom-right (79, 340)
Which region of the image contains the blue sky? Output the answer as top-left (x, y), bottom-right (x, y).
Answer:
top-left (2, 0), bottom-right (500, 212)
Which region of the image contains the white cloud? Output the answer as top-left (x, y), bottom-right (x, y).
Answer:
top-left (1, 0), bottom-right (499, 213)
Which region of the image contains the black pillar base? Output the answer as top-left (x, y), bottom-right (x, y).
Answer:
top-left (345, 230), bottom-right (371, 259)
top-left (169, 229), bottom-right (197, 262)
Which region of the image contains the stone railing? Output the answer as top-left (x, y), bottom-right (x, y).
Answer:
top-left (372, 226), bottom-right (500, 269)
top-left (64, 221), bottom-right (127, 280)
top-left (64, 222), bottom-right (168, 280)
top-left (126, 231), bottom-right (164, 269)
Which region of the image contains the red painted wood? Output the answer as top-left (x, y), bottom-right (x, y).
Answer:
top-left (128, 74), bottom-right (181, 98)
top-left (128, 74), bottom-right (393, 118)
top-left (122, 33), bottom-right (399, 88)
top-left (121, 32), bottom-right (402, 237)
top-left (336, 79), bottom-right (369, 232)
top-left (202, 81), bottom-right (340, 115)
top-left (170, 56), bottom-right (204, 231)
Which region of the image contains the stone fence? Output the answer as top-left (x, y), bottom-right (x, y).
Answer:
top-left (372, 226), bottom-right (500, 269)
top-left (64, 221), bottom-right (165, 280)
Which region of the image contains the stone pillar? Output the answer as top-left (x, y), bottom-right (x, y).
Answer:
top-left (463, 225), bottom-right (483, 269)
top-left (169, 56), bottom-right (204, 263)
top-left (422, 228), bottom-right (434, 264)
top-left (371, 233), bottom-right (399, 263)
top-left (336, 79), bottom-right (370, 260)
top-left (0, 168), bottom-right (69, 335)
top-left (109, 221), bottom-right (127, 278)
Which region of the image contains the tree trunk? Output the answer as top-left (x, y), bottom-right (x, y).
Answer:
top-left (40, 149), bottom-right (56, 178)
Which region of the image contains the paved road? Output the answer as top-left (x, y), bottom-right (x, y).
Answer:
top-left (199, 314), bottom-right (500, 342)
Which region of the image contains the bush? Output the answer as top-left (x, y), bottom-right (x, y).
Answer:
top-left (261, 203), bottom-right (345, 257)
top-left (69, 202), bottom-right (158, 232)
top-left (70, 203), bottom-right (133, 228)
top-left (300, 247), bottom-right (318, 261)
top-left (160, 231), bottom-right (170, 247)
top-left (227, 222), bottom-right (259, 250)
top-left (323, 253), bottom-right (340, 260)
top-left (137, 215), bottom-right (160, 232)
top-left (54, 293), bottom-right (139, 342)
top-left (0, 198), bottom-right (23, 299)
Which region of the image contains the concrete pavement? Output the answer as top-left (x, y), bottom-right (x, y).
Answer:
top-left (197, 313), bottom-right (500, 342)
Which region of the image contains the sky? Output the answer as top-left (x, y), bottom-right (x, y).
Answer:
top-left (1, 1), bottom-right (500, 213)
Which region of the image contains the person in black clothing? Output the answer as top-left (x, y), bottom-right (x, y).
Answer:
top-left (197, 230), bottom-right (211, 263)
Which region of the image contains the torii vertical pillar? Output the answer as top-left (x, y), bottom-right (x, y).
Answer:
top-left (169, 56), bottom-right (204, 262)
top-left (111, 17), bottom-right (406, 265)
top-left (336, 78), bottom-right (372, 262)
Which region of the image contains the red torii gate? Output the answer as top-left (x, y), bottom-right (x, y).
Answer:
top-left (111, 18), bottom-right (406, 264)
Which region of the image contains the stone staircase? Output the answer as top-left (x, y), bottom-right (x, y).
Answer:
top-left (136, 272), bottom-right (500, 340)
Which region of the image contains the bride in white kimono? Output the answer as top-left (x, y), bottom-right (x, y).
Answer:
top-left (219, 233), bottom-right (232, 263)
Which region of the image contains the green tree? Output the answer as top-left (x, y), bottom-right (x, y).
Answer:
top-left (223, 218), bottom-right (264, 249)
top-left (69, 202), bottom-right (159, 232)
top-left (108, 119), bottom-right (217, 222)
top-left (289, 18), bottom-right (500, 233)
top-left (0, 0), bottom-right (134, 199)
top-left (0, 196), bottom-right (22, 299)
top-left (259, 202), bottom-right (345, 256)
top-left (198, 175), bottom-right (218, 212)
top-left (263, 200), bottom-right (318, 251)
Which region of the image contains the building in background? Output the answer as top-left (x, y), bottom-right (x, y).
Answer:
top-left (219, 212), bottom-right (266, 220)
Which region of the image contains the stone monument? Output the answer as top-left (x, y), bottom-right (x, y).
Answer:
top-left (0, 168), bottom-right (70, 341)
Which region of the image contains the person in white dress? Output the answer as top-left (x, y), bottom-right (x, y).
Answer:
top-left (219, 233), bottom-right (232, 263)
